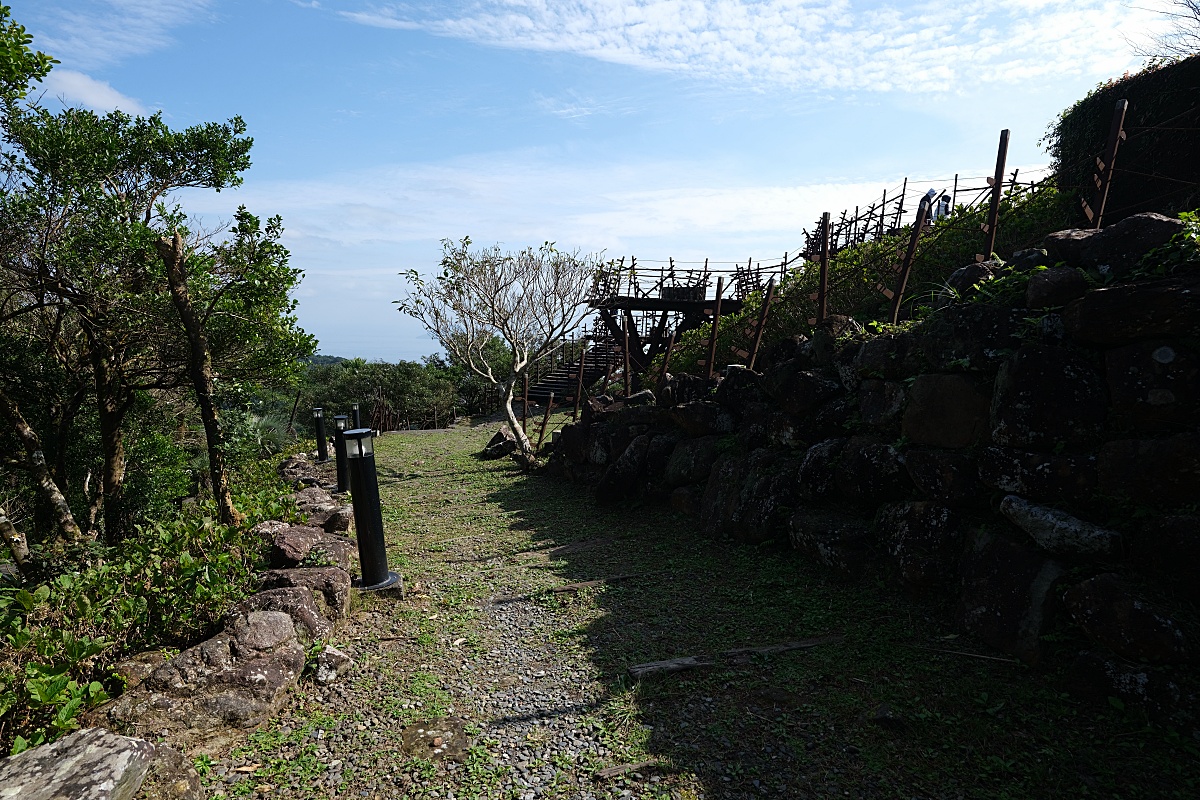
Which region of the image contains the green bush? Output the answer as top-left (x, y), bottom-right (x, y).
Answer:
top-left (0, 451), bottom-right (301, 754)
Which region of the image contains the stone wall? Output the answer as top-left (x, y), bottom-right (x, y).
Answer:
top-left (0, 453), bottom-right (364, 800)
top-left (549, 213), bottom-right (1199, 723)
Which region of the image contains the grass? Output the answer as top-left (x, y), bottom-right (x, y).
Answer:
top-left (215, 415), bottom-right (1200, 799)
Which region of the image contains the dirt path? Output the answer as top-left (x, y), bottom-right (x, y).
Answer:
top-left (202, 420), bottom-right (1199, 800)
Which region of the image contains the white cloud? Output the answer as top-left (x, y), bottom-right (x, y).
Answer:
top-left (39, 69), bottom-right (146, 114)
top-left (342, 0), bottom-right (1166, 92)
top-left (33, 0), bottom-right (214, 70)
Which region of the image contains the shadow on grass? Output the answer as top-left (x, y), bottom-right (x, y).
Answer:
top-left (478, 468), bottom-right (1200, 799)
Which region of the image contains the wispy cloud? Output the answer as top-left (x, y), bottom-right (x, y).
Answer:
top-left (533, 90), bottom-right (637, 120)
top-left (33, 0), bottom-right (214, 70)
top-left (39, 68), bottom-right (146, 114)
top-left (342, 0), bottom-right (1164, 93)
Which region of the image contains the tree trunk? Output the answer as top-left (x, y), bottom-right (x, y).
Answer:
top-left (92, 347), bottom-right (130, 543)
top-left (501, 374), bottom-right (534, 464)
top-left (0, 505), bottom-right (31, 576)
top-left (0, 386), bottom-right (84, 547)
top-left (158, 233), bottom-right (244, 527)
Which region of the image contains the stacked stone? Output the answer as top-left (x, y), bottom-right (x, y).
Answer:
top-left (1, 453), bottom-right (362, 799)
top-left (550, 212), bottom-right (1198, 722)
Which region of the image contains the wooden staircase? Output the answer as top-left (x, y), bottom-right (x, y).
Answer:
top-left (528, 343), bottom-right (620, 404)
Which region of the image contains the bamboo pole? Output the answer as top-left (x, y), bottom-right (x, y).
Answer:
top-left (747, 278), bottom-right (776, 371)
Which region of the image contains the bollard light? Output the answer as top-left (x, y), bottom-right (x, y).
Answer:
top-left (313, 408), bottom-right (329, 463)
top-left (344, 428), bottom-right (401, 591)
top-left (351, 402), bottom-right (362, 430)
top-left (333, 415), bottom-right (349, 494)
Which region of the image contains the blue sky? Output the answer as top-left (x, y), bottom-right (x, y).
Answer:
top-left (16, 1), bottom-right (1169, 360)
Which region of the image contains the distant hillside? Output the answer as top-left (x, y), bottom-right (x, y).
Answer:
top-left (306, 355), bottom-right (348, 365)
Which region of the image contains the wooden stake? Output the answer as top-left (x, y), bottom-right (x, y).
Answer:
top-left (982, 129), bottom-right (1010, 259)
top-left (623, 322), bottom-right (632, 397)
top-left (536, 393), bottom-right (554, 452)
top-left (890, 197), bottom-right (932, 325)
top-left (572, 346), bottom-right (586, 421)
top-left (747, 278), bottom-right (776, 371)
top-left (705, 276), bottom-right (725, 379)
top-left (1086, 99), bottom-right (1129, 229)
top-left (657, 330), bottom-right (676, 393)
top-left (818, 212), bottom-right (831, 324)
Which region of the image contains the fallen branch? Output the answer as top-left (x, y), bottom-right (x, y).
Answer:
top-left (490, 573), bottom-right (650, 604)
top-left (627, 635), bottom-right (842, 680)
top-left (595, 761), bottom-right (656, 780)
top-left (916, 646), bottom-right (1019, 664)
top-left (549, 573), bottom-right (643, 594)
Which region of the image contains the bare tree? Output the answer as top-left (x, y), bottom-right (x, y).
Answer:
top-left (398, 238), bottom-right (603, 462)
top-left (1134, 0), bottom-right (1200, 60)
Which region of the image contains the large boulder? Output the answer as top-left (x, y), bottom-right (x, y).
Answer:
top-left (1128, 515), bottom-right (1200, 602)
top-left (1104, 340), bottom-right (1199, 430)
top-left (790, 509), bottom-right (872, 577)
top-left (857, 379), bottom-right (906, 429)
top-left (875, 502), bottom-right (965, 592)
top-left (905, 449), bottom-right (983, 506)
top-left (759, 360), bottom-right (842, 414)
top-left (1063, 277), bottom-right (1200, 345)
top-left (835, 437), bottom-right (911, 504)
top-left (946, 261), bottom-right (998, 298)
top-left (105, 611), bottom-right (307, 748)
top-left (664, 435), bottom-right (724, 488)
top-left (668, 401), bottom-right (736, 438)
top-left (853, 332), bottom-right (917, 380)
top-left (958, 530), bottom-right (1064, 665)
top-left (261, 567), bottom-right (351, 621)
top-left (990, 344), bottom-right (1106, 450)
top-left (1097, 433), bottom-right (1200, 506)
top-left (712, 365), bottom-right (764, 409)
top-left (1079, 212), bottom-right (1187, 278)
top-left (901, 374), bottom-right (990, 448)
top-left (1043, 228), bottom-right (1099, 268)
top-left (998, 495), bottom-right (1121, 558)
top-left (796, 438), bottom-right (846, 501)
top-left (1068, 651), bottom-right (1181, 723)
top-left (1063, 574), bottom-right (1189, 664)
top-left (139, 743), bottom-right (204, 800)
top-left (0, 728), bottom-right (155, 800)
top-left (595, 434), bottom-right (651, 504)
top-left (1025, 266), bottom-right (1088, 308)
top-left (481, 425), bottom-right (519, 459)
top-left (724, 451), bottom-right (805, 544)
top-left (700, 452), bottom-right (751, 536)
top-left (230, 586), bottom-right (333, 643)
top-left (976, 446), bottom-right (1097, 500)
top-left (918, 304), bottom-right (1025, 372)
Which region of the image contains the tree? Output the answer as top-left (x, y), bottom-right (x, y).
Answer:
top-left (1136, 1), bottom-right (1200, 60)
top-left (397, 238), bottom-right (603, 461)
top-left (0, 34), bottom-right (312, 541)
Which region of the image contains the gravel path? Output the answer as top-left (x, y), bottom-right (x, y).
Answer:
top-left (205, 420), bottom-right (672, 800)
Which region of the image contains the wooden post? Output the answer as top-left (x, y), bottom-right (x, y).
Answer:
top-left (1083, 99), bottom-right (1129, 229)
top-left (658, 330), bottom-right (677, 392)
top-left (818, 212), bottom-right (831, 324)
top-left (572, 348), bottom-right (586, 421)
top-left (522, 373), bottom-right (529, 434)
top-left (894, 178), bottom-right (907, 230)
top-left (747, 278), bottom-right (776, 371)
top-left (890, 198), bottom-right (932, 325)
top-left (951, 174), bottom-right (958, 212)
top-left (705, 276), bottom-right (725, 379)
top-left (877, 190), bottom-right (886, 240)
top-left (981, 129), bottom-right (1010, 260)
top-left (536, 393), bottom-right (554, 452)
top-left (623, 322), bottom-right (632, 397)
